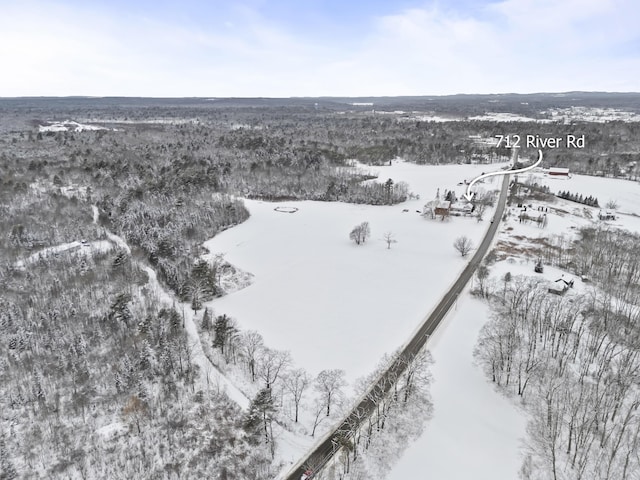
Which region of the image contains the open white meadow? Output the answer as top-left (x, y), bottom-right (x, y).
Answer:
top-left (192, 160), bottom-right (518, 477)
top-left (202, 161), bottom-right (508, 385)
top-left (530, 171), bottom-right (640, 213)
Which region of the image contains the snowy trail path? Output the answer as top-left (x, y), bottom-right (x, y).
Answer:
top-left (94, 205), bottom-right (250, 409)
top-left (92, 204), bottom-right (99, 224)
top-left (139, 264), bottom-right (250, 408)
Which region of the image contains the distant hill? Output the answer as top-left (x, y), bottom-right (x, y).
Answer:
top-left (2, 92), bottom-right (640, 116)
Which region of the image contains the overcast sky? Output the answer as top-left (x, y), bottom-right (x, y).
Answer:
top-left (0, 0), bottom-right (638, 97)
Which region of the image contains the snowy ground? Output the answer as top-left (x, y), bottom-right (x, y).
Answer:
top-left (89, 204), bottom-right (253, 409)
top-left (386, 172), bottom-right (640, 479)
top-left (37, 168), bottom-right (637, 480)
top-left (202, 161), bottom-right (508, 385)
top-left (468, 112), bottom-right (551, 123)
top-left (38, 120), bottom-right (108, 132)
top-left (387, 295), bottom-right (527, 480)
top-left (13, 239), bottom-right (111, 269)
top-left (521, 170), bottom-right (640, 233)
top-left (23, 166), bottom-right (638, 478)
top-left (394, 107), bottom-right (640, 124)
top-left (544, 107), bottom-right (640, 123)
top-left (197, 160), bottom-right (507, 474)
top-left (138, 263), bottom-right (251, 408)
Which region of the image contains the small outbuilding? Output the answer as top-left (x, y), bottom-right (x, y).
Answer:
top-left (598, 210), bottom-right (616, 221)
top-left (548, 277), bottom-right (574, 295)
top-left (433, 200), bottom-right (451, 218)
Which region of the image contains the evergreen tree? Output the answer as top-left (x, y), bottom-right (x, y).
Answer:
top-left (79, 258), bottom-right (89, 276)
top-left (109, 293), bottom-right (133, 325)
top-left (138, 340), bottom-right (153, 371)
top-left (191, 291), bottom-right (202, 312)
top-left (114, 372), bottom-right (125, 393)
top-left (159, 307), bottom-right (182, 335)
top-left (191, 259), bottom-right (219, 299)
top-left (201, 307), bottom-right (212, 331)
top-left (243, 388), bottom-right (277, 444)
top-left (137, 377), bottom-right (148, 400)
top-left (384, 178), bottom-right (394, 204)
top-left (213, 314), bottom-right (236, 356)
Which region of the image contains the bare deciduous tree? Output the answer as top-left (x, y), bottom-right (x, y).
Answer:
top-left (240, 331), bottom-right (264, 382)
top-left (453, 236), bottom-right (473, 257)
top-left (476, 265), bottom-right (490, 297)
top-left (310, 398), bottom-right (327, 437)
top-left (258, 348), bottom-right (291, 390)
top-left (361, 222), bottom-right (371, 243)
top-left (122, 395), bottom-right (148, 434)
top-left (315, 369), bottom-right (347, 416)
top-left (350, 221), bottom-right (371, 245)
top-left (474, 202), bottom-right (487, 222)
top-left (284, 368), bottom-right (309, 423)
top-left (383, 231), bottom-right (397, 249)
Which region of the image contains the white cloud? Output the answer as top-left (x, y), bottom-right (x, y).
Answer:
top-left (314, 0), bottom-right (640, 95)
top-left (0, 1), bottom-right (637, 96)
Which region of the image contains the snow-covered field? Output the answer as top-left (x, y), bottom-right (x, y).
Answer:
top-left (406, 106), bottom-right (640, 124)
top-left (38, 120), bottom-right (108, 132)
top-left (399, 113), bottom-right (462, 122)
top-left (196, 160), bottom-right (515, 477)
top-left (387, 296), bottom-right (527, 480)
top-left (203, 161), bottom-right (507, 385)
top-left (528, 171), bottom-right (640, 214)
top-left (522, 171), bottom-right (640, 233)
top-left (467, 107), bottom-right (640, 124)
top-left (468, 112), bottom-right (551, 123)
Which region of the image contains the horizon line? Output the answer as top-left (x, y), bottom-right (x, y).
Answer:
top-left (1, 91), bottom-right (640, 100)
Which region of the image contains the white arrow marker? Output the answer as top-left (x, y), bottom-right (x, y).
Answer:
top-left (463, 149), bottom-right (543, 202)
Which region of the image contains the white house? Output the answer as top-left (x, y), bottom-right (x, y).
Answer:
top-left (598, 210), bottom-right (616, 221)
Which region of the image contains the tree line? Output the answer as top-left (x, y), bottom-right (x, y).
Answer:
top-left (556, 190), bottom-right (600, 207)
top-left (315, 351), bottom-right (433, 480)
top-left (475, 226), bottom-right (640, 480)
top-left (197, 309), bottom-right (350, 450)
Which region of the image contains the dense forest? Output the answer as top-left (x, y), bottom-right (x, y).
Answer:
top-left (476, 226), bottom-right (640, 479)
top-left (1, 95), bottom-right (640, 478)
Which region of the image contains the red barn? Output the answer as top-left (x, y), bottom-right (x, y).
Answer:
top-left (548, 167), bottom-right (570, 177)
top-left (434, 200), bottom-right (451, 218)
